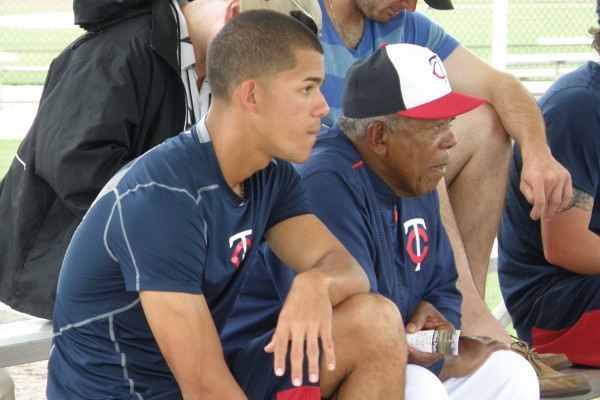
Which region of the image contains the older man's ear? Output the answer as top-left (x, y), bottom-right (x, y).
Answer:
top-left (366, 121), bottom-right (391, 156)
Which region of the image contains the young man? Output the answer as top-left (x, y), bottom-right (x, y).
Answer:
top-left (0, 0), bottom-right (322, 322)
top-left (221, 43), bottom-right (540, 399)
top-left (46, 11), bottom-right (406, 399)
top-left (316, 0), bottom-right (572, 343)
top-left (499, 25), bottom-right (600, 370)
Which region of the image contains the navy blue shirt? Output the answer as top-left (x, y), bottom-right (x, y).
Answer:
top-left (47, 118), bottom-right (310, 399)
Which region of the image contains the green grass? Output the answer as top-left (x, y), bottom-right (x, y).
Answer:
top-left (0, 139), bottom-right (19, 176)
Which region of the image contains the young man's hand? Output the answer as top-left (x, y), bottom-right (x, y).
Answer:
top-left (264, 271), bottom-right (336, 387)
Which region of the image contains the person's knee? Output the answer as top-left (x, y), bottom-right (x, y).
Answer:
top-left (333, 293), bottom-right (406, 355)
top-left (340, 293), bottom-right (403, 332)
top-left (448, 105), bottom-right (511, 183)
top-left (458, 104), bottom-right (508, 146)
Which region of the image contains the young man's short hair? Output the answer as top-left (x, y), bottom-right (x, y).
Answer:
top-left (207, 9), bottom-right (323, 101)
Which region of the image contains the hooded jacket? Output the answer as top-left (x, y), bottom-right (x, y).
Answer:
top-left (0, 0), bottom-right (187, 319)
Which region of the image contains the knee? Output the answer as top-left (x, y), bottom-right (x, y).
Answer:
top-left (470, 104), bottom-right (509, 145)
top-left (342, 293), bottom-right (404, 332)
top-left (448, 105), bottom-right (511, 184)
top-left (457, 105), bottom-right (510, 154)
top-left (335, 293), bottom-right (406, 353)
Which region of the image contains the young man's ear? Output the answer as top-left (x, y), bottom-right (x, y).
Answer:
top-left (225, 0), bottom-right (241, 24)
top-left (239, 80), bottom-right (258, 112)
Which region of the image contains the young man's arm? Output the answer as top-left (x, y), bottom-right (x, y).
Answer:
top-left (443, 45), bottom-right (572, 220)
top-left (263, 214), bottom-right (370, 388)
top-left (542, 188), bottom-right (600, 274)
top-left (140, 291), bottom-right (248, 400)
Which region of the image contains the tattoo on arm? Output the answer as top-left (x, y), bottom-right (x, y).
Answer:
top-left (563, 188), bottom-right (593, 212)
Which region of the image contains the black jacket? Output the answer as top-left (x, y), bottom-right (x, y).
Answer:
top-left (0, 0), bottom-right (187, 319)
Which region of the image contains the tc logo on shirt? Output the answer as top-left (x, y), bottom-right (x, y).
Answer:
top-left (403, 218), bottom-right (429, 272)
top-left (229, 229), bottom-right (253, 268)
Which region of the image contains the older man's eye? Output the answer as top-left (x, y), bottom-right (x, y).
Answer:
top-left (432, 123), bottom-right (444, 132)
top-left (433, 118), bottom-right (456, 132)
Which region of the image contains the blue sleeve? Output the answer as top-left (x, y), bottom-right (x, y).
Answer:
top-left (106, 186), bottom-right (206, 294)
top-left (380, 11), bottom-right (460, 61)
top-left (265, 160), bottom-right (311, 232)
top-left (420, 192), bottom-right (462, 329)
top-left (541, 86), bottom-right (600, 197)
top-left (541, 83), bottom-right (600, 234)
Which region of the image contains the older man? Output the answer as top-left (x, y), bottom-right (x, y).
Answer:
top-left (316, 0), bottom-right (572, 346)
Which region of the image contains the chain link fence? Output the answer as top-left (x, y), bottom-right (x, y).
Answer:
top-left (0, 0), bottom-right (597, 99)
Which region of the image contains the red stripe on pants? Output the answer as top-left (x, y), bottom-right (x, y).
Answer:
top-left (532, 309), bottom-right (600, 367)
top-left (277, 386), bottom-right (321, 400)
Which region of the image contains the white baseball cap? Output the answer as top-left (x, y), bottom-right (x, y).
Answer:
top-left (342, 43), bottom-right (486, 120)
top-left (240, 0), bottom-right (322, 35)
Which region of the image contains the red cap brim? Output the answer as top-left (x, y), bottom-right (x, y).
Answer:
top-left (397, 92), bottom-right (487, 120)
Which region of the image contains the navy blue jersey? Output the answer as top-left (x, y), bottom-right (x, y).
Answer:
top-left (47, 118), bottom-right (310, 399)
top-left (222, 127), bottom-right (462, 369)
top-left (499, 62), bottom-right (600, 338)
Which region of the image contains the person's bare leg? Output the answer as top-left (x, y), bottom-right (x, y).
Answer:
top-left (320, 293), bottom-right (407, 400)
top-left (445, 104), bottom-right (511, 298)
top-left (438, 182), bottom-right (511, 342)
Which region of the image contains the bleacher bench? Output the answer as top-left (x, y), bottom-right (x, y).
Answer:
top-left (0, 319), bottom-right (52, 368)
top-left (504, 51), bottom-right (597, 97)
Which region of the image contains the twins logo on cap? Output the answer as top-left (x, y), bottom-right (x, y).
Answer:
top-left (342, 43), bottom-right (486, 120)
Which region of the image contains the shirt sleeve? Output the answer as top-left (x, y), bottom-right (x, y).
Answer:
top-left (105, 185), bottom-right (207, 294)
top-left (265, 161), bottom-right (312, 232)
top-left (397, 11), bottom-right (460, 61)
top-left (541, 86), bottom-right (600, 197)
